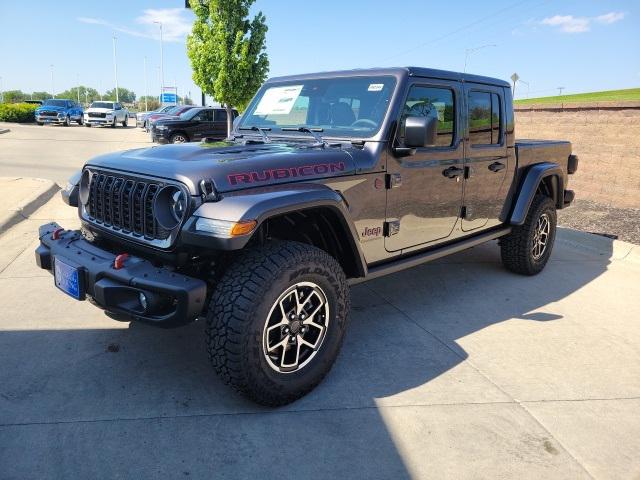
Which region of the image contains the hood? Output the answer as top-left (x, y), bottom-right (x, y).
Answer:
top-left (85, 141), bottom-right (358, 194)
top-left (86, 107), bottom-right (114, 113)
top-left (36, 105), bottom-right (66, 113)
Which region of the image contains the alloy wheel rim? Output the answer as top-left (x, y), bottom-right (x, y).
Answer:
top-left (173, 135), bottom-right (186, 143)
top-left (532, 213), bottom-right (550, 260)
top-left (262, 281), bottom-right (330, 373)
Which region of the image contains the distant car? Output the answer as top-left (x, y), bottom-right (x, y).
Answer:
top-left (35, 99), bottom-right (84, 126)
top-left (84, 101), bottom-right (129, 128)
top-left (145, 105), bottom-right (195, 132)
top-left (136, 105), bottom-right (175, 129)
top-left (151, 107), bottom-right (238, 144)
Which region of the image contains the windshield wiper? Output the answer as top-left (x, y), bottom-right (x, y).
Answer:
top-left (281, 126), bottom-right (327, 148)
top-left (238, 126), bottom-right (272, 143)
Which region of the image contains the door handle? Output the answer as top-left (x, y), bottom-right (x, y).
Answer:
top-left (488, 162), bottom-right (505, 172)
top-left (442, 166), bottom-right (464, 178)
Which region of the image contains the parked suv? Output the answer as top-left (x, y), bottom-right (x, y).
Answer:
top-left (84, 101), bottom-right (129, 128)
top-left (36, 67), bottom-right (578, 406)
top-left (136, 105), bottom-right (175, 129)
top-left (35, 99), bottom-right (84, 126)
top-left (151, 107), bottom-right (238, 143)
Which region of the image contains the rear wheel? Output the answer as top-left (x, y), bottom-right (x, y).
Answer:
top-left (205, 241), bottom-right (350, 406)
top-left (500, 194), bottom-right (557, 275)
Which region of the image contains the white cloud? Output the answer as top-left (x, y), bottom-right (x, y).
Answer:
top-left (540, 11), bottom-right (626, 34)
top-left (541, 15), bottom-right (590, 33)
top-left (136, 8), bottom-right (192, 42)
top-left (77, 9), bottom-right (192, 43)
top-left (595, 12), bottom-right (625, 24)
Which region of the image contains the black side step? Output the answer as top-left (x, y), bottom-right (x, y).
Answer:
top-left (348, 227), bottom-right (511, 285)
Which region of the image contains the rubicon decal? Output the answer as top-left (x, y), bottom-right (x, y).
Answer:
top-left (228, 162), bottom-right (346, 185)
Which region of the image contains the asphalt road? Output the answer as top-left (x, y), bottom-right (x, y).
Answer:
top-left (0, 121), bottom-right (150, 185)
top-left (1, 124), bottom-right (639, 479)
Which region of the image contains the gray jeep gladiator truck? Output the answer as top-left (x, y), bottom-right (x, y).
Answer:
top-left (35, 67), bottom-right (578, 406)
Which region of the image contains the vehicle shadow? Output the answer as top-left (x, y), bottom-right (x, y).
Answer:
top-left (0, 229), bottom-right (613, 478)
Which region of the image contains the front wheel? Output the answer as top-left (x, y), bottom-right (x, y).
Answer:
top-left (77, 115), bottom-right (83, 125)
top-left (63, 115), bottom-right (70, 127)
top-left (500, 194), bottom-right (557, 275)
top-left (205, 241), bottom-right (350, 406)
top-left (170, 133), bottom-right (188, 144)
top-left (111, 118), bottom-right (116, 128)
top-left (122, 116), bottom-right (128, 127)
top-left (37, 122), bottom-right (44, 126)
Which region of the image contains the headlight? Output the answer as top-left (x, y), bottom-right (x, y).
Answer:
top-left (156, 125), bottom-right (167, 130)
top-left (58, 113), bottom-right (65, 117)
top-left (154, 186), bottom-right (187, 230)
top-left (195, 218), bottom-right (257, 237)
top-left (78, 169), bottom-right (91, 205)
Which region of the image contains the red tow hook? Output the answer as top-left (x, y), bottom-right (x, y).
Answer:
top-left (113, 253), bottom-right (129, 270)
top-left (51, 228), bottom-right (64, 240)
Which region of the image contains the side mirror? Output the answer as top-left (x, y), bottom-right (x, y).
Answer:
top-left (404, 115), bottom-right (438, 148)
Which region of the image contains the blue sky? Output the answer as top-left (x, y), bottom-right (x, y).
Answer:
top-left (1, 0), bottom-right (638, 100)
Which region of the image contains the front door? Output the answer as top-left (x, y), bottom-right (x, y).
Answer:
top-left (461, 85), bottom-right (509, 231)
top-left (385, 81), bottom-right (464, 252)
top-left (191, 109), bottom-right (214, 140)
top-left (213, 109), bottom-right (230, 139)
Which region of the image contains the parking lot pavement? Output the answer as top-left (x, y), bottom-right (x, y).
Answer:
top-left (0, 121), bottom-right (150, 186)
top-left (0, 194), bottom-right (639, 479)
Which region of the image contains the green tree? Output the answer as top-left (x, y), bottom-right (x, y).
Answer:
top-left (31, 91), bottom-right (53, 101)
top-left (138, 96), bottom-right (161, 111)
top-left (57, 86), bottom-right (101, 104)
top-left (187, 0), bottom-right (269, 137)
top-left (2, 90), bottom-right (27, 103)
top-left (104, 87), bottom-right (136, 103)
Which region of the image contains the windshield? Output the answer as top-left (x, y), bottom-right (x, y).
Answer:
top-left (90, 102), bottom-right (114, 109)
top-left (42, 99), bottom-right (67, 107)
top-left (179, 108), bottom-right (200, 120)
top-left (239, 76), bottom-right (396, 138)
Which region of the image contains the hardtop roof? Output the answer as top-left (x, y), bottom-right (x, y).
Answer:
top-left (266, 67), bottom-right (510, 88)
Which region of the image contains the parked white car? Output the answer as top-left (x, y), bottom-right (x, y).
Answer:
top-left (84, 101), bottom-right (129, 128)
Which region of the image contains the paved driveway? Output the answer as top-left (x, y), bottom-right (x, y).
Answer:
top-left (1, 195), bottom-right (639, 479)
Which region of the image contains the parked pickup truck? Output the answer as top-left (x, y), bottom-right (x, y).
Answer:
top-left (84, 101), bottom-right (129, 128)
top-left (35, 67), bottom-right (577, 406)
top-left (151, 107), bottom-right (238, 144)
top-left (35, 99), bottom-right (84, 126)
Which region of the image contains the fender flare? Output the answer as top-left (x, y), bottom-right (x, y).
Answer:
top-left (510, 163), bottom-right (564, 225)
top-left (182, 183), bottom-right (367, 277)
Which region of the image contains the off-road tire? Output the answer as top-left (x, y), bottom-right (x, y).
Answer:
top-left (500, 194), bottom-right (557, 275)
top-left (205, 241), bottom-right (350, 406)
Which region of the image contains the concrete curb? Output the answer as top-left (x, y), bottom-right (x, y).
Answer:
top-left (0, 128), bottom-right (10, 135)
top-left (557, 228), bottom-right (640, 264)
top-left (0, 179), bottom-right (60, 235)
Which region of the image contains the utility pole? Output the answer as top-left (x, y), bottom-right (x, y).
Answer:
top-left (50, 64), bottom-right (55, 98)
top-left (154, 21), bottom-right (164, 95)
top-left (557, 87), bottom-right (565, 97)
top-left (112, 35), bottom-right (119, 102)
top-left (464, 44), bottom-right (497, 73)
top-left (76, 73), bottom-right (80, 103)
top-left (143, 56), bottom-right (149, 111)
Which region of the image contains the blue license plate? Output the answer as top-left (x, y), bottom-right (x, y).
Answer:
top-left (54, 257), bottom-right (82, 299)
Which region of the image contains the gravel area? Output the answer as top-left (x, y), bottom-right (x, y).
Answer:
top-left (558, 199), bottom-right (640, 245)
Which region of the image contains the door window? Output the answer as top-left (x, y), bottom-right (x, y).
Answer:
top-left (193, 109), bottom-right (213, 121)
top-left (400, 86), bottom-right (455, 147)
top-left (468, 91), bottom-right (501, 145)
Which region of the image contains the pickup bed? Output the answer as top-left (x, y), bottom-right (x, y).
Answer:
top-left (36, 67), bottom-right (577, 406)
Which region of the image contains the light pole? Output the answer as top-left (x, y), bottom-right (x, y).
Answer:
top-left (0, 76), bottom-right (3, 103)
top-left (143, 56), bottom-right (149, 111)
top-left (557, 86), bottom-right (565, 97)
top-left (50, 64), bottom-right (55, 98)
top-left (112, 35), bottom-right (119, 103)
top-left (76, 73), bottom-right (80, 103)
top-left (153, 21), bottom-right (164, 96)
top-left (464, 44), bottom-right (496, 73)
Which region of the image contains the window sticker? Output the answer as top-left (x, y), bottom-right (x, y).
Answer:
top-left (367, 83), bottom-right (384, 92)
top-left (254, 85), bottom-right (303, 115)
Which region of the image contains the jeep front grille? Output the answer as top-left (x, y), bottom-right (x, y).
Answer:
top-left (85, 170), bottom-right (173, 244)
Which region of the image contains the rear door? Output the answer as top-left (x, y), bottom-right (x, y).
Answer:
top-left (385, 79), bottom-right (464, 252)
top-left (461, 85), bottom-right (509, 231)
top-left (213, 109), bottom-right (229, 139)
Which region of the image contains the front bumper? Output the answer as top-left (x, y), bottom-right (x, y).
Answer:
top-left (35, 222), bottom-right (207, 327)
top-left (36, 115), bottom-right (65, 124)
top-left (150, 129), bottom-right (170, 143)
top-left (85, 116), bottom-right (114, 125)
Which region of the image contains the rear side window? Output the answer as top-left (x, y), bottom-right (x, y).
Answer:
top-left (468, 91), bottom-right (501, 146)
top-left (400, 86), bottom-right (455, 147)
top-left (215, 110), bottom-right (228, 122)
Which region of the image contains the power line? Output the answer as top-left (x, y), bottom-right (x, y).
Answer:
top-left (381, 0), bottom-right (530, 62)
